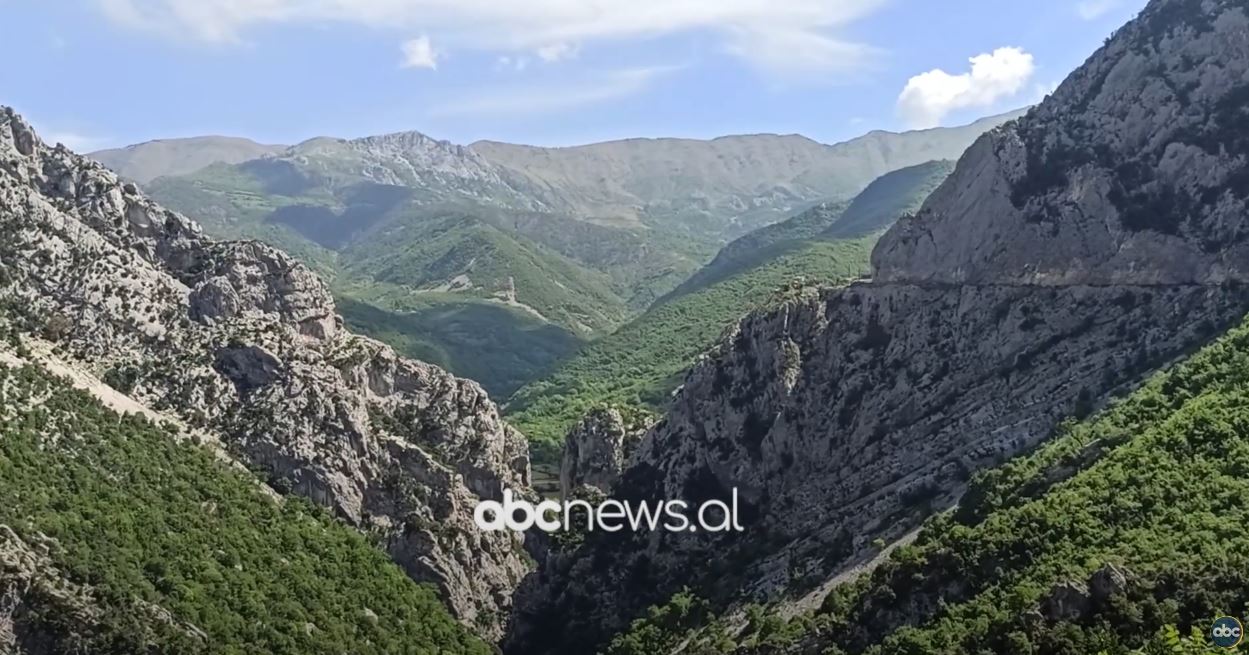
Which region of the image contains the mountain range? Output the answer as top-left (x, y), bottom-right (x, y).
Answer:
top-left (506, 160), bottom-right (956, 459)
top-left (95, 111), bottom-right (1021, 398)
top-left (3, 0), bottom-right (1246, 652)
top-left (91, 136), bottom-right (285, 183)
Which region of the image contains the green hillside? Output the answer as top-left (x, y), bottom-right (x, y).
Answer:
top-left (335, 291), bottom-right (583, 396)
top-left (822, 159), bottom-right (955, 239)
top-left (507, 162), bottom-right (953, 460)
top-left (341, 211), bottom-right (629, 332)
top-left (672, 161), bottom-right (953, 298)
top-left (605, 311), bottom-right (1249, 655)
top-left (506, 236), bottom-right (875, 461)
top-left (0, 356), bottom-right (489, 655)
top-left (146, 166), bottom-right (639, 397)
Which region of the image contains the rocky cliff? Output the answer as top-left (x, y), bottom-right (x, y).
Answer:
top-left (0, 107), bottom-right (533, 639)
top-left (504, 1), bottom-right (1249, 652)
top-left (559, 406), bottom-right (648, 499)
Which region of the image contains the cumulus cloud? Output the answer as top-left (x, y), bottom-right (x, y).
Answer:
top-left (93, 0), bottom-right (888, 76)
top-left (428, 65), bottom-right (681, 117)
top-left (1076, 0), bottom-right (1121, 20)
top-left (400, 35), bottom-right (438, 69)
top-left (897, 47), bottom-right (1035, 129)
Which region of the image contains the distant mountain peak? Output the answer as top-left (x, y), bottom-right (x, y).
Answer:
top-left (90, 135), bottom-right (285, 183)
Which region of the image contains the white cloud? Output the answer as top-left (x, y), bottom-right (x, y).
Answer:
top-left (536, 42), bottom-right (577, 63)
top-left (897, 47), bottom-right (1035, 129)
top-left (93, 0), bottom-right (888, 76)
top-left (495, 55), bottom-right (529, 71)
top-left (1076, 0), bottom-right (1121, 20)
top-left (400, 35), bottom-right (438, 69)
top-left (429, 65), bottom-right (680, 117)
top-left (724, 24), bottom-right (880, 77)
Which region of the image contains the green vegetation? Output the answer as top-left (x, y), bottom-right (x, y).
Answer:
top-left (506, 236), bottom-right (875, 460)
top-left (666, 201), bottom-right (849, 298)
top-left (507, 161), bottom-right (954, 459)
top-left (0, 359), bottom-right (489, 655)
top-left (822, 160), bottom-right (954, 239)
top-left (146, 163), bottom-right (709, 396)
top-left (341, 211), bottom-right (629, 332)
top-left (336, 291), bottom-right (583, 398)
top-left (673, 160), bottom-right (952, 298)
top-left (147, 166), bottom-right (622, 396)
top-left (602, 311), bottom-right (1249, 655)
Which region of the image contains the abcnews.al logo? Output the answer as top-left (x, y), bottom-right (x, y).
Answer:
top-left (1212, 616), bottom-right (1244, 649)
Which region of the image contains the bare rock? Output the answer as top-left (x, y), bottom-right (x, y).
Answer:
top-left (559, 406), bottom-right (646, 498)
top-left (1089, 562), bottom-right (1131, 600)
top-left (0, 105), bottom-right (533, 641)
top-left (1041, 581), bottom-right (1092, 621)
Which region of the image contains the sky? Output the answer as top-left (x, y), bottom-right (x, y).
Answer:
top-left (0, 0), bottom-right (1148, 151)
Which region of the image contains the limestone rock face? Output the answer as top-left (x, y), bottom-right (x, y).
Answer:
top-left (874, 1), bottom-right (1249, 285)
top-left (559, 407), bottom-right (646, 498)
top-left (505, 2), bottom-right (1249, 652)
top-left (188, 241), bottom-right (340, 340)
top-left (0, 106), bottom-right (532, 640)
top-left (283, 130), bottom-right (546, 210)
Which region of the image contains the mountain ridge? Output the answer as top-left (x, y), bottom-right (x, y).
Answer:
top-left (504, 2), bottom-right (1249, 653)
top-left (90, 135), bottom-right (285, 183)
top-left (139, 112), bottom-right (1019, 396)
top-left (0, 105), bottom-right (535, 641)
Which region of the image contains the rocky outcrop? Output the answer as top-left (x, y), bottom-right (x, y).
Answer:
top-left (188, 241), bottom-right (340, 340)
top-left (0, 106), bottom-right (532, 640)
top-left (1039, 563), bottom-right (1132, 621)
top-left (284, 130), bottom-right (545, 210)
top-left (505, 2), bottom-right (1249, 653)
top-left (559, 406), bottom-right (646, 498)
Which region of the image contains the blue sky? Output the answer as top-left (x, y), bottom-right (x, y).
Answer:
top-left (0, 0), bottom-right (1147, 151)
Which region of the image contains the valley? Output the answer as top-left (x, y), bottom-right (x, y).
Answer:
top-left (116, 114), bottom-right (1017, 399)
top-left (2, 0), bottom-right (1247, 652)
top-left (507, 161), bottom-right (956, 459)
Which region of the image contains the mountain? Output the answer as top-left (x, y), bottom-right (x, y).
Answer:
top-left (672, 160), bottom-right (956, 298)
top-left (89, 136), bottom-right (284, 183)
top-left (142, 161), bottom-right (644, 397)
top-left (471, 110), bottom-right (1023, 241)
top-left (505, 1), bottom-right (1249, 653)
top-left (507, 236), bottom-right (875, 463)
top-left (505, 162), bottom-right (955, 460)
top-left (604, 311), bottom-right (1249, 655)
top-left (0, 106), bottom-right (534, 642)
top-left (129, 117), bottom-right (1015, 397)
top-left (0, 360), bottom-right (490, 655)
